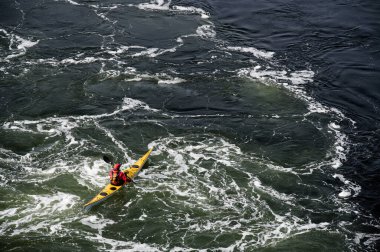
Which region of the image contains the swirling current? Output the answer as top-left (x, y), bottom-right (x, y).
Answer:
top-left (1, 0), bottom-right (379, 251)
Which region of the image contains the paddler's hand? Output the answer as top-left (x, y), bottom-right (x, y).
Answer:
top-left (127, 176), bottom-right (135, 184)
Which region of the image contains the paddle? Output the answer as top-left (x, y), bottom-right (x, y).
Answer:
top-left (103, 155), bottom-right (135, 184)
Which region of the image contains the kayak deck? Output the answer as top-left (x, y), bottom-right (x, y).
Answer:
top-left (84, 148), bottom-right (153, 211)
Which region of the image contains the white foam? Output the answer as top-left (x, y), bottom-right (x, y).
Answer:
top-left (226, 46), bottom-right (274, 59)
top-left (119, 71), bottom-right (186, 85)
top-left (157, 77), bottom-right (186, 85)
top-left (2, 97), bottom-right (159, 147)
top-left (138, 212), bottom-right (148, 221)
top-left (333, 174), bottom-right (361, 198)
top-left (15, 37), bottom-right (39, 50)
top-left (333, 174), bottom-right (347, 183)
top-left (121, 97), bottom-right (158, 112)
top-left (106, 46), bottom-right (144, 56)
top-left (0, 28), bottom-right (9, 36)
top-left (329, 122), bottom-right (341, 129)
top-left (288, 70), bottom-right (315, 85)
top-left (0, 207), bottom-right (18, 219)
top-left (354, 232), bottom-right (380, 248)
top-left (26, 56), bottom-right (106, 67)
top-left (131, 46), bottom-right (178, 58)
top-left (77, 159), bottom-right (109, 188)
top-left (124, 77), bottom-right (143, 82)
top-left (238, 66), bottom-right (313, 86)
top-left (196, 24), bottom-right (216, 39)
top-left (129, 1), bottom-right (210, 19)
top-left (172, 5), bottom-right (210, 19)
top-left (253, 180), bottom-right (262, 187)
top-left (2, 30), bottom-right (39, 60)
top-left (134, 0), bottom-right (171, 11)
top-left (132, 48), bottom-right (159, 57)
top-left (338, 190), bottom-right (351, 198)
top-left (0, 192), bottom-right (79, 236)
top-left (30, 192), bottom-right (79, 213)
top-left (94, 9), bottom-right (117, 24)
top-left (144, 135), bottom-right (365, 249)
top-left (93, 121), bottom-right (131, 160)
top-left (80, 215), bottom-right (115, 232)
top-left (54, 0), bottom-right (81, 5)
top-left (296, 221), bottom-right (329, 231)
top-left (251, 177), bottom-right (294, 202)
top-left (148, 135), bottom-right (297, 222)
top-left (61, 57), bottom-right (102, 65)
top-left (67, 0), bottom-right (80, 5)
top-left (150, 136), bottom-right (243, 173)
top-left (86, 234), bottom-right (161, 251)
top-left (98, 66), bottom-right (138, 80)
top-left (328, 122), bottom-right (349, 169)
top-left (238, 67), bottom-right (286, 83)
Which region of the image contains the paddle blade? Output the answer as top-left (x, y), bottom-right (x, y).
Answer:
top-left (103, 155), bottom-right (113, 164)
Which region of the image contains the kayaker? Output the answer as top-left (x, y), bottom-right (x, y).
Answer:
top-left (109, 163), bottom-right (128, 186)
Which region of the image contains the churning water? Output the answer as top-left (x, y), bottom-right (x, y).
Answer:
top-left (1, 0), bottom-right (380, 251)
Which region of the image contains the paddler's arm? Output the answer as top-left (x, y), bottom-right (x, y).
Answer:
top-left (124, 171), bottom-right (136, 184)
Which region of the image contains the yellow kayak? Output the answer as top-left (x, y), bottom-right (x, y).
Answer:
top-left (84, 148), bottom-right (153, 211)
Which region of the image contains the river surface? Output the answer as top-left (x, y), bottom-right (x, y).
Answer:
top-left (1, 0), bottom-right (379, 251)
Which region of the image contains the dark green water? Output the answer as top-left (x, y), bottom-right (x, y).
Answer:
top-left (1, 0), bottom-right (379, 251)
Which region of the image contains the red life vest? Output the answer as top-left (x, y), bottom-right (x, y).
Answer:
top-left (109, 168), bottom-right (127, 186)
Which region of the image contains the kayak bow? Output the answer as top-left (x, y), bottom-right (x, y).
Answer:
top-left (84, 148), bottom-right (153, 211)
